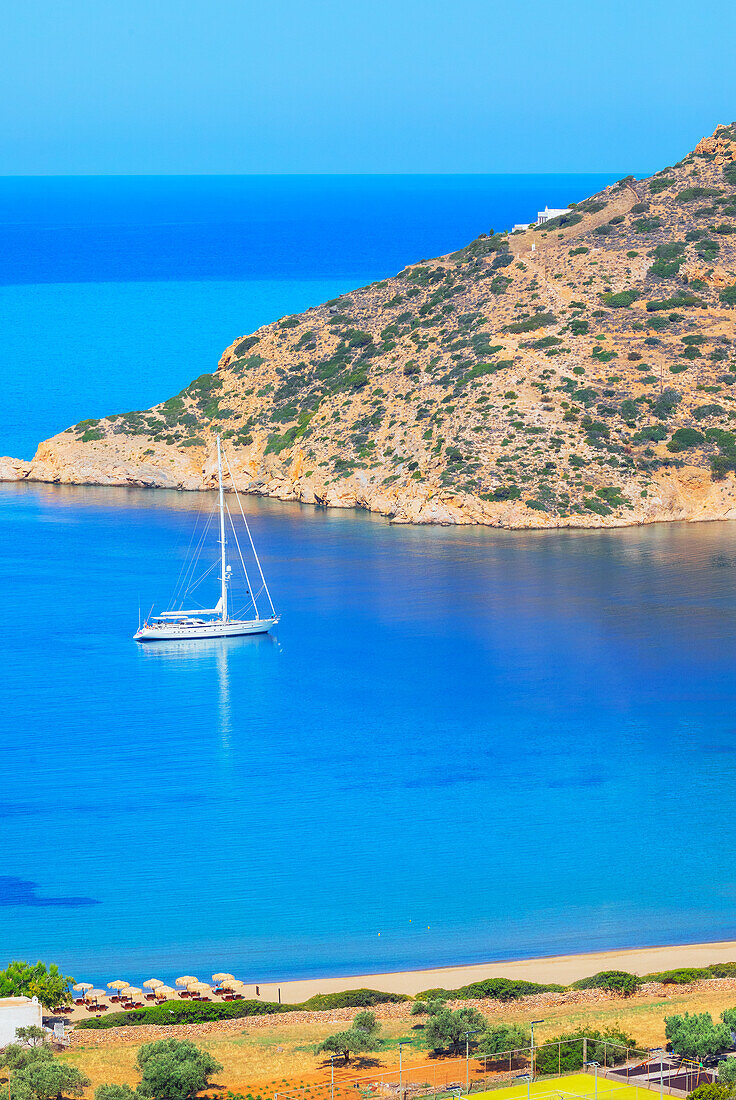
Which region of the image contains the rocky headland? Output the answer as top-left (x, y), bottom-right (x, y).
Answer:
top-left (6, 124), bottom-right (736, 528)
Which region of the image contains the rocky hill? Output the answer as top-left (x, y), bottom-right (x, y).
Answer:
top-left (7, 124), bottom-right (736, 527)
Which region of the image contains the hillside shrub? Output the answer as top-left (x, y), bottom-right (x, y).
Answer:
top-left (415, 978), bottom-right (562, 1002)
top-left (719, 285), bottom-right (736, 306)
top-left (677, 186), bottom-right (722, 203)
top-left (667, 428), bottom-right (705, 452)
top-left (693, 404), bottom-right (726, 420)
top-left (633, 216), bottom-right (662, 233)
top-left (648, 968), bottom-right (711, 984)
top-left (652, 388), bottom-right (681, 419)
top-left (503, 313), bottom-right (556, 334)
top-left (601, 290), bottom-right (637, 308)
top-left (649, 177), bottom-right (674, 194)
top-left (572, 971), bottom-right (641, 996)
top-left (647, 295), bottom-right (704, 311)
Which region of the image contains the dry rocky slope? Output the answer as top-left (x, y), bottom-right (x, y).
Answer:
top-left (8, 124), bottom-right (736, 528)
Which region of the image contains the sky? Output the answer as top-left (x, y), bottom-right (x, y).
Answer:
top-left (1, 0), bottom-right (736, 175)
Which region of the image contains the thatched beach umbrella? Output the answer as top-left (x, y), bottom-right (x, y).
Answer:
top-left (154, 985), bottom-right (175, 999)
top-left (219, 978), bottom-right (242, 991)
top-left (121, 987), bottom-right (142, 1001)
top-left (143, 979), bottom-right (164, 991)
top-left (212, 972), bottom-right (235, 983)
top-left (87, 989), bottom-right (106, 1002)
top-left (107, 979), bottom-right (128, 1000)
top-left (175, 975), bottom-right (198, 986)
top-left (189, 982), bottom-right (212, 998)
top-left (73, 982), bottom-right (93, 993)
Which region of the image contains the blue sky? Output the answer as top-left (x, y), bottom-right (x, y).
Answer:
top-left (2, 0), bottom-right (736, 175)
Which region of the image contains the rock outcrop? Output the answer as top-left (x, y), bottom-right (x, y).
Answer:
top-left (8, 124), bottom-right (736, 529)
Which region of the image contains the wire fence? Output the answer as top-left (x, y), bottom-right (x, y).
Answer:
top-left (272, 1037), bottom-right (713, 1100)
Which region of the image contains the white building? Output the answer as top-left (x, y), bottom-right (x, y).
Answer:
top-left (0, 996), bottom-right (43, 1048)
top-left (536, 205), bottom-right (571, 225)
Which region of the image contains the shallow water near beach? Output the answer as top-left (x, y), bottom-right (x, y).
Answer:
top-left (2, 481), bottom-right (736, 984)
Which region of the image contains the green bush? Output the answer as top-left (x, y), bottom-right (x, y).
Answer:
top-left (416, 978), bottom-right (562, 1002)
top-left (647, 295), bottom-right (704, 311)
top-left (491, 485), bottom-right (522, 502)
top-left (667, 428), bottom-right (705, 452)
top-left (652, 388), bottom-right (681, 419)
top-left (601, 290), bottom-right (638, 308)
top-left (665, 1012), bottom-right (731, 1058)
top-left (677, 186), bottom-right (722, 203)
top-left (503, 313), bottom-right (556, 334)
top-left (535, 1027), bottom-right (639, 1075)
top-left (693, 404), bottom-right (726, 420)
top-left (633, 216), bottom-right (663, 233)
top-left (717, 1061), bottom-right (736, 1085)
top-left (233, 336), bottom-right (260, 356)
top-left (648, 968), bottom-right (711, 984)
top-left (571, 971), bottom-right (640, 996)
top-left (301, 989), bottom-right (407, 1011)
top-left (688, 1086), bottom-right (733, 1100)
top-left (479, 1024), bottom-right (531, 1057)
top-left (649, 177), bottom-right (674, 194)
top-left (719, 285), bottom-right (736, 307)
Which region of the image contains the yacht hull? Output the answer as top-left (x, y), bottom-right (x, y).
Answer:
top-left (134, 618), bottom-right (278, 642)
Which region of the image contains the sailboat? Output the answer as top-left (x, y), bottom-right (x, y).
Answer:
top-left (134, 437), bottom-right (279, 642)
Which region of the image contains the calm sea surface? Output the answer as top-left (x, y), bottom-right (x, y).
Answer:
top-left (6, 172), bottom-right (727, 988)
top-left (3, 483), bottom-right (736, 984)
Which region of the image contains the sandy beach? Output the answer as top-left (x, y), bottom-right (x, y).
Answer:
top-left (254, 939), bottom-right (736, 1003)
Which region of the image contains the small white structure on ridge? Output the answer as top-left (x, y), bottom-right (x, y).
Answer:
top-left (536, 205), bottom-right (571, 225)
top-left (0, 996), bottom-right (43, 1048)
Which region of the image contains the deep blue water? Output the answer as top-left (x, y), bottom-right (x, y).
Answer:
top-left (3, 482), bottom-right (736, 985)
top-left (0, 174), bottom-right (618, 459)
top-left (7, 172), bottom-right (727, 989)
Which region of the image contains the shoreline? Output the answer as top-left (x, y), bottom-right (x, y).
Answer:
top-left (257, 939), bottom-right (736, 1003)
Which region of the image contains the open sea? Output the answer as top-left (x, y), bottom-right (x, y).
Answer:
top-left (5, 173), bottom-right (734, 989)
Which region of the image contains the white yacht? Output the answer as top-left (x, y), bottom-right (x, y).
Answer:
top-left (134, 437), bottom-right (279, 642)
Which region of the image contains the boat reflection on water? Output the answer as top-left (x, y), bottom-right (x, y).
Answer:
top-left (136, 633), bottom-right (280, 753)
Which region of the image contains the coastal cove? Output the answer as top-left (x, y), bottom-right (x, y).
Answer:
top-left (2, 482), bottom-right (736, 984)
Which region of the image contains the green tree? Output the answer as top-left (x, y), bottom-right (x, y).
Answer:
top-left (0, 961), bottom-right (75, 1009)
top-left (2, 1060), bottom-right (89, 1100)
top-left (0, 1045), bottom-right (53, 1072)
top-left (535, 1026), bottom-right (638, 1075)
top-left (318, 1029), bottom-right (374, 1065)
top-left (352, 1011), bottom-right (379, 1037)
top-left (15, 1027), bottom-right (47, 1048)
top-left (136, 1039), bottom-right (223, 1100)
top-left (95, 1086), bottom-right (140, 1100)
top-left (687, 1086), bottom-right (733, 1100)
top-left (665, 1013), bottom-right (731, 1060)
top-left (319, 1011), bottom-right (382, 1064)
top-left (424, 1006), bottom-right (485, 1054)
top-left (478, 1024), bottom-right (530, 1057)
top-left (717, 1061), bottom-right (736, 1085)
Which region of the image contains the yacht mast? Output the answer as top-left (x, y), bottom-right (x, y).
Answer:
top-left (216, 436), bottom-right (228, 622)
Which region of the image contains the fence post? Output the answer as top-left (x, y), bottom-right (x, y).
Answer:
top-left (583, 1038), bottom-right (588, 1069)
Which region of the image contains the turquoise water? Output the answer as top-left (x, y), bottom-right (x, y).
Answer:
top-left (2, 482), bottom-right (736, 984)
top-left (7, 173), bottom-right (729, 988)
